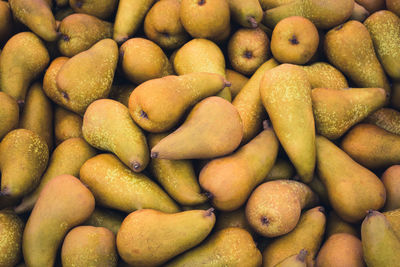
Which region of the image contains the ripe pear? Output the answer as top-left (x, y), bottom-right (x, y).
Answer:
top-left (148, 133), bottom-right (207, 206)
top-left (22, 175), bottom-right (95, 267)
top-left (83, 99), bottom-right (149, 172)
top-left (0, 92), bottom-right (19, 140)
top-left (56, 39), bottom-right (118, 115)
top-left (129, 72), bottom-right (228, 132)
top-left (165, 227), bottom-right (262, 267)
top-left (215, 208), bottom-right (255, 236)
top-left (381, 166), bottom-right (400, 211)
top-left (80, 154), bottom-right (179, 213)
top-left (61, 226), bottom-right (118, 267)
top-left (259, 0), bottom-right (294, 10)
top-left (384, 209), bottom-right (400, 238)
top-left (9, 0), bottom-right (58, 41)
top-left (200, 121), bottom-right (279, 211)
top-left (83, 208), bottom-right (124, 235)
top-left (260, 64), bottom-right (315, 183)
top-left (0, 209), bottom-right (24, 267)
top-left (351, 2), bottom-right (370, 21)
top-left (326, 211), bottom-right (359, 238)
top-left (324, 20), bottom-right (391, 98)
top-left (69, 0), bottom-right (118, 19)
top-left (300, 62), bottom-right (349, 89)
top-left (262, 206), bottom-right (326, 267)
top-left (356, 0), bottom-right (385, 12)
top-left (365, 108), bottom-right (400, 136)
top-left (274, 250), bottom-right (307, 267)
top-left (54, 106), bottom-right (83, 145)
top-left (58, 13), bottom-right (113, 57)
top-left (316, 135), bottom-right (386, 222)
top-left (361, 210), bottom-right (400, 266)
top-left (233, 58), bottom-right (278, 143)
top-left (228, 0), bottom-right (263, 28)
top-left (246, 180), bottom-right (318, 237)
top-left (312, 87), bottom-right (386, 140)
top-left (226, 69), bottom-right (249, 98)
top-left (341, 123), bottom-right (400, 169)
top-left (387, 0), bottom-right (400, 16)
top-left (228, 28), bottom-right (270, 75)
top-left (15, 137), bottom-right (96, 214)
top-left (117, 209), bottom-right (216, 266)
top-left (264, 158), bottom-right (295, 181)
top-left (150, 96), bottom-right (243, 160)
top-left (113, 0), bottom-right (154, 43)
top-left (0, 1), bottom-right (12, 44)
top-left (0, 129), bottom-right (48, 198)
top-left (0, 32), bottom-right (50, 105)
top-left (43, 57), bottom-right (69, 106)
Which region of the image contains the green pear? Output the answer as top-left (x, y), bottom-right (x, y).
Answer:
top-left (43, 57), bottom-right (69, 106)
top-left (316, 135), bottom-right (386, 222)
top-left (117, 209), bottom-right (216, 266)
top-left (312, 87), bottom-right (386, 140)
top-left (83, 208), bottom-right (124, 235)
top-left (69, 0), bottom-right (118, 19)
top-left (361, 210), bottom-right (400, 266)
top-left (384, 209), bottom-right (400, 238)
top-left (0, 92), bottom-right (19, 140)
top-left (83, 99), bottom-right (149, 172)
top-left (80, 154), bottom-right (179, 213)
top-left (166, 227), bottom-right (262, 267)
top-left (365, 108), bottom-right (400, 136)
top-left (54, 106), bottom-right (83, 145)
top-left (274, 250), bottom-right (307, 267)
top-left (350, 2), bottom-right (370, 21)
top-left (226, 69), bottom-right (249, 98)
top-left (0, 1), bottom-right (12, 44)
top-left (264, 158), bottom-right (295, 181)
top-left (260, 64), bottom-right (315, 183)
top-left (228, 0), bottom-right (263, 28)
top-left (150, 96), bottom-right (243, 160)
top-left (215, 207), bottom-right (255, 236)
top-left (0, 209), bottom-right (24, 267)
top-left (0, 32), bottom-right (49, 104)
top-left (326, 211), bottom-right (359, 238)
top-left (300, 62), bottom-right (349, 89)
top-left (129, 72), bottom-right (228, 133)
top-left (381, 165), bottom-right (400, 211)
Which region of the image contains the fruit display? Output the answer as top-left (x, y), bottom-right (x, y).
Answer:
top-left (1, 0), bottom-right (400, 266)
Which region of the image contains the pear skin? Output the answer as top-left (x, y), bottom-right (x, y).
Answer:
top-left (365, 108), bottom-right (400, 136)
top-left (0, 209), bottom-right (24, 267)
top-left (0, 1), bottom-right (12, 45)
top-left (215, 208), bottom-right (255, 236)
top-left (43, 57), bottom-right (69, 106)
top-left (381, 165), bottom-right (400, 211)
top-left (326, 211), bottom-right (359, 238)
top-left (387, 0), bottom-right (400, 16)
top-left (54, 106), bottom-right (83, 145)
top-left (356, 0), bottom-right (385, 12)
top-left (0, 92), bottom-right (19, 140)
top-left (150, 96), bottom-right (243, 160)
top-left (384, 209), bottom-right (400, 238)
top-left (351, 2), bottom-right (370, 21)
top-left (83, 208), bottom-right (124, 235)
top-left (228, 0), bottom-right (263, 28)
top-left (274, 250), bottom-right (307, 267)
top-left (69, 0), bottom-right (118, 19)
top-left (117, 209), bottom-right (216, 266)
top-left (264, 158), bottom-right (295, 181)
top-left (226, 69), bottom-right (249, 99)
top-left (300, 62), bottom-right (349, 89)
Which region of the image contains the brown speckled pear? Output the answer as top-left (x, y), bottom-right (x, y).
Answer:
top-left (274, 250), bottom-right (308, 267)
top-left (300, 62), bottom-right (349, 89)
top-left (83, 208), bottom-right (124, 235)
top-left (0, 209), bottom-right (24, 267)
top-left (365, 108), bottom-right (400, 136)
top-left (381, 166), bottom-right (400, 211)
top-left (69, 0), bottom-right (118, 19)
top-left (228, 0), bottom-right (263, 28)
top-left (226, 69), bottom-right (249, 98)
top-left (83, 99), bottom-right (149, 172)
top-left (54, 107), bottom-right (83, 145)
top-left (0, 92), bottom-right (19, 140)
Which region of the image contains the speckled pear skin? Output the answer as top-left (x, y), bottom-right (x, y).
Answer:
top-left (56, 38), bottom-right (118, 115)
top-left (260, 64), bottom-right (315, 183)
top-left (324, 20), bottom-right (391, 98)
top-left (365, 108), bottom-right (400, 136)
top-left (58, 13), bottom-right (113, 57)
top-left (165, 227), bottom-right (262, 267)
top-left (0, 92), bottom-right (19, 140)
top-left (0, 209), bottom-right (24, 267)
top-left (54, 106), bottom-right (83, 145)
top-left (0, 129), bottom-right (48, 198)
top-left (15, 137), bottom-right (96, 214)
top-left (300, 62), bottom-right (349, 89)
top-left (69, 0), bottom-right (118, 19)
top-left (9, 0), bottom-right (58, 41)
top-left (384, 209), bottom-right (400, 238)
top-left (316, 135), bottom-right (386, 223)
top-left (262, 206), bottom-right (326, 267)
top-left (83, 99), bottom-right (149, 172)
top-left (228, 0), bottom-right (263, 28)
top-left (274, 250), bottom-right (307, 267)
top-left (23, 175), bottom-right (95, 267)
top-left (79, 154), bottom-right (179, 213)
top-left (61, 226), bottom-right (118, 267)
top-left (43, 57), bottom-right (69, 106)
top-left (312, 87), bottom-right (386, 140)
top-left (129, 72), bottom-right (227, 133)
top-left (83, 208), bottom-right (124, 235)
top-left (245, 180), bottom-right (318, 238)
top-left (0, 32), bottom-right (50, 104)
top-left (117, 209), bottom-right (216, 266)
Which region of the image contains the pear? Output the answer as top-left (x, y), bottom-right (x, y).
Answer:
top-left (350, 2), bottom-right (370, 21)
top-left (129, 72), bottom-right (228, 133)
top-left (150, 96), bottom-right (243, 160)
top-left (144, 0), bottom-right (189, 50)
top-left (324, 20), bottom-right (391, 98)
top-left (80, 154), bottom-right (179, 213)
top-left (43, 57), bottom-right (69, 106)
top-left (0, 209), bottom-right (24, 267)
top-left (109, 84), bottom-right (135, 107)
top-left (215, 208), bottom-right (255, 236)
top-left (61, 226), bottom-right (118, 267)
top-left (0, 129), bottom-right (48, 198)
top-left (69, 0), bottom-right (118, 19)
top-left (274, 250), bottom-right (307, 267)
top-left (260, 64), bottom-right (315, 183)
top-left (326, 211), bottom-right (359, 238)
top-left (308, 176), bottom-right (330, 206)
top-left (246, 180), bottom-right (318, 237)
top-left (316, 233), bottom-right (365, 267)
top-left (228, 28), bottom-right (270, 75)
top-left (148, 133), bottom-right (207, 206)
top-left (300, 62), bottom-right (349, 89)
top-left (120, 38), bottom-right (173, 84)
top-left (387, 0), bottom-right (400, 16)
top-left (165, 227), bottom-right (262, 267)
top-left (259, 0), bottom-right (294, 10)
top-left (356, 0), bottom-right (385, 12)
top-left (384, 209), bottom-right (400, 238)
top-left (200, 121), bottom-right (279, 211)
top-left (312, 88), bottom-right (386, 140)
top-left (316, 135), bottom-right (386, 222)
top-left (113, 0), bottom-right (154, 43)
top-left (263, 0), bottom-right (354, 29)
top-left (262, 206), bottom-right (326, 267)
top-left (14, 137), bottom-right (96, 214)
top-left (232, 58), bottom-right (278, 143)
top-left (0, 1), bottom-right (12, 44)
top-left (22, 175), bottom-right (95, 267)
top-left (365, 108), bottom-right (400, 136)
top-left (83, 208), bottom-right (124, 235)
top-left (381, 166), bottom-right (400, 211)
top-left (0, 92), bottom-right (19, 140)
top-left (226, 69), bottom-right (249, 99)
top-left (0, 32), bottom-right (50, 105)
top-left (264, 159), bottom-right (295, 181)
top-left (56, 39), bottom-right (118, 115)
top-left (9, 0), bottom-right (58, 41)
top-left (228, 0), bottom-right (263, 28)
top-left (83, 99), bottom-right (149, 172)
top-left (392, 82), bottom-right (400, 110)
top-left (117, 209), bottom-right (215, 266)
top-left (19, 83), bottom-right (53, 151)
top-left (361, 210), bottom-right (400, 266)
top-left (54, 106), bottom-right (83, 145)
top-left (58, 13), bottom-right (113, 57)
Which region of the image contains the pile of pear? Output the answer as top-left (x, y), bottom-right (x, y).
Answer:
top-left (1, 0), bottom-right (400, 266)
